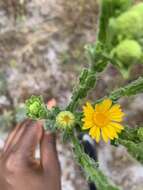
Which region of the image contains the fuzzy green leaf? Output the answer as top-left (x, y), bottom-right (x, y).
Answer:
top-left (114, 126), bottom-right (143, 164)
top-left (118, 139), bottom-right (143, 164)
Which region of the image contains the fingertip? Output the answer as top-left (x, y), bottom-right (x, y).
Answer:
top-left (31, 121), bottom-right (44, 140)
top-left (43, 132), bottom-right (56, 145)
top-left (40, 131), bottom-right (58, 171)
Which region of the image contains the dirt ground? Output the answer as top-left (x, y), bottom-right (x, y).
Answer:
top-left (0, 0), bottom-right (143, 190)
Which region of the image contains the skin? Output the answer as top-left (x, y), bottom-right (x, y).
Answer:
top-left (0, 120), bottom-right (61, 190)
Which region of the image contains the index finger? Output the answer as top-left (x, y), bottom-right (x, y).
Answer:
top-left (40, 132), bottom-right (60, 174)
top-left (3, 120), bottom-right (30, 153)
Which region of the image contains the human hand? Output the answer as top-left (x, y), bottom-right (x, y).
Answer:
top-left (0, 120), bottom-right (61, 190)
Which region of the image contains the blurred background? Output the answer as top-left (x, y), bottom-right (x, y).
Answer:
top-left (0, 0), bottom-right (143, 189)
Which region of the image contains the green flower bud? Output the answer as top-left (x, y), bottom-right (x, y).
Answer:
top-left (26, 95), bottom-right (47, 119)
top-left (112, 9), bottom-right (143, 38)
top-left (114, 39), bottom-right (142, 65)
top-left (137, 127), bottom-right (143, 141)
top-left (131, 3), bottom-right (143, 15)
top-left (56, 111), bottom-right (75, 130)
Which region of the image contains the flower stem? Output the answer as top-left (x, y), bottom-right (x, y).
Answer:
top-left (71, 134), bottom-right (121, 190)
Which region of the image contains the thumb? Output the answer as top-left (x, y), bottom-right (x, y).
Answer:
top-left (40, 132), bottom-right (60, 173)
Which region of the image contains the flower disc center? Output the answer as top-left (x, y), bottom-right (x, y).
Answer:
top-left (93, 112), bottom-right (109, 127)
top-left (63, 115), bottom-right (71, 123)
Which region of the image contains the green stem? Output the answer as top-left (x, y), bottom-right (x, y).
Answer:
top-left (71, 135), bottom-right (121, 190)
top-left (67, 69), bottom-right (97, 112)
top-left (93, 76), bottom-right (143, 105)
top-left (66, 0), bottom-right (114, 112)
top-left (109, 77), bottom-right (143, 101)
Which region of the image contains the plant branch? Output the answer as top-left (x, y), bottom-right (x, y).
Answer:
top-left (71, 134), bottom-right (121, 190)
top-left (93, 76), bottom-right (143, 105)
top-left (109, 77), bottom-right (143, 101)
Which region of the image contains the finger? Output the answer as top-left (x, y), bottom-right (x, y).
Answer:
top-left (3, 120), bottom-right (30, 153)
top-left (40, 132), bottom-right (60, 173)
top-left (15, 121), bottom-right (43, 161)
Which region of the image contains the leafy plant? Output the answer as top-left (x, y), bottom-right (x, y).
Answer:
top-left (108, 2), bottom-right (143, 77)
top-left (25, 1), bottom-right (143, 189)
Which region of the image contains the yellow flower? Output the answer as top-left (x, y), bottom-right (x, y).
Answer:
top-left (82, 99), bottom-right (125, 143)
top-left (56, 111), bottom-right (75, 129)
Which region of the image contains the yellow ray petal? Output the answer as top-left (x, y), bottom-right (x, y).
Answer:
top-left (101, 127), bottom-right (112, 139)
top-left (107, 125), bottom-right (118, 139)
top-left (102, 129), bottom-right (109, 143)
top-left (110, 116), bottom-right (124, 122)
top-left (89, 127), bottom-right (100, 142)
top-left (84, 102), bottom-right (94, 113)
top-left (110, 122), bottom-right (124, 133)
top-left (101, 99), bottom-right (112, 111)
top-left (111, 117), bottom-right (123, 122)
top-left (83, 102), bottom-right (94, 120)
top-left (95, 104), bottom-right (101, 112)
top-left (109, 104), bottom-right (122, 114)
top-left (109, 111), bottom-right (125, 117)
top-left (109, 104), bottom-right (125, 122)
top-left (95, 99), bottom-right (112, 112)
top-left (109, 114), bottom-right (125, 121)
top-left (82, 121), bottom-right (94, 130)
top-left (102, 127), bottom-right (114, 140)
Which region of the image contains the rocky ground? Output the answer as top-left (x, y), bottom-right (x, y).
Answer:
top-left (0, 0), bottom-right (143, 190)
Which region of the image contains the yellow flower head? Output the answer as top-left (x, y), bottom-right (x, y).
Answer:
top-left (56, 111), bottom-right (75, 129)
top-left (82, 99), bottom-right (125, 143)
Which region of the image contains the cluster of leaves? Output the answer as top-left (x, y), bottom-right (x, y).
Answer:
top-left (115, 126), bottom-right (143, 164)
top-left (109, 2), bottom-right (143, 78)
top-left (25, 0), bottom-right (143, 190)
top-left (92, 0), bottom-right (143, 78)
